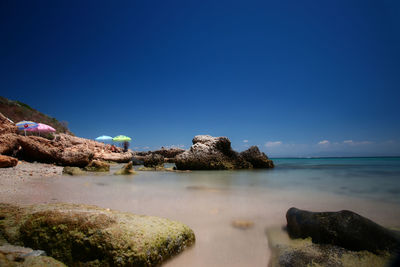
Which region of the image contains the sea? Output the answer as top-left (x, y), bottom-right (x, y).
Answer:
top-left (8, 157), bottom-right (400, 266)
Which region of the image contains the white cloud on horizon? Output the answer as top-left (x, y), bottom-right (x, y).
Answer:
top-left (243, 140), bottom-right (249, 143)
top-left (265, 141), bottom-right (282, 147)
top-left (318, 140), bottom-right (330, 145)
top-left (343, 140), bottom-right (373, 146)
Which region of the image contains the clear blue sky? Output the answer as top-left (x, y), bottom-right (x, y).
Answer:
top-left (1, 0), bottom-right (399, 157)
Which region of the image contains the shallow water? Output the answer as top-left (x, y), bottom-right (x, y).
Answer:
top-left (4, 157), bottom-right (400, 266)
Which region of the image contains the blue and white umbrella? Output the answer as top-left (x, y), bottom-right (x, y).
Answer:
top-left (16, 121), bottom-right (38, 136)
top-left (95, 135), bottom-right (113, 142)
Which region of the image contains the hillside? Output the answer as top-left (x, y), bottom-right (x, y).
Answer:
top-left (0, 96), bottom-right (72, 134)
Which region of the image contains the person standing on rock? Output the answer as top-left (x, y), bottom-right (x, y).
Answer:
top-left (123, 141), bottom-right (129, 152)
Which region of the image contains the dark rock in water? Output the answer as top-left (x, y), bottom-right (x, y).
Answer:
top-left (114, 161), bottom-right (136, 175)
top-left (0, 203), bottom-right (195, 266)
top-left (266, 226), bottom-right (393, 267)
top-left (131, 156), bottom-right (144, 165)
top-left (175, 135), bottom-right (273, 170)
top-left (286, 207), bottom-right (400, 254)
top-left (0, 155), bottom-right (18, 168)
top-left (84, 160), bottom-right (110, 172)
top-left (240, 146), bottom-right (274, 168)
top-left (143, 154), bottom-right (164, 167)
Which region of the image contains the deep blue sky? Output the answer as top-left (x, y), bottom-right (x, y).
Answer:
top-left (1, 0), bottom-right (399, 157)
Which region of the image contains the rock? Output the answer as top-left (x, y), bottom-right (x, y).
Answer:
top-left (143, 153), bottom-right (164, 167)
top-left (0, 203), bottom-right (195, 266)
top-left (131, 156), bottom-right (144, 165)
top-left (0, 155), bottom-right (18, 168)
top-left (94, 151), bottom-right (133, 163)
top-left (84, 160), bottom-right (110, 172)
top-left (153, 147), bottom-right (185, 158)
top-left (0, 244), bottom-right (65, 267)
top-left (231, 220), bottom-right (254, 230)
top-left (240, 146), bottom-right (274, 168)
top-left (175, 135), bottom-right (258, 170)
top-left (0, 112), bottom-right (17, 135)
top-left (286, 207), bottom-right (400, 254)
top-left (0, 133), bottom-right (20, 155)
top-left (266, 226), bottom-right (392, 267)
top-left (114, 161), bottom-right (136, 175)
top-left (62, 167), bottom-right (86, 176)
top-left (18, 136), bottom-right (93, 167)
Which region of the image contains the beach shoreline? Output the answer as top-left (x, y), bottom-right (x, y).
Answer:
top-left (1, 161), bottom-right (400, 266)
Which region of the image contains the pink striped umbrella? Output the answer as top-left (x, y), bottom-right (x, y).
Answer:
top-left (26, 123), bottom-right (56, 135)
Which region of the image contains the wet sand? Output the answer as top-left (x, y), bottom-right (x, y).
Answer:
top-left (1, 162), bottom-right (400, 266)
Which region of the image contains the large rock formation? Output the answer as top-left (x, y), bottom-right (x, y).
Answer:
top-left (0, 203), bottom-right (195, 266)
top-left (286, 207), bottom-right (400, 254)
top-left (18, 136), bottom-right (93, 167)
top-left (175, 135), bottom-right (274, 170)
top-left (240, 146), bottom-right (274, 168)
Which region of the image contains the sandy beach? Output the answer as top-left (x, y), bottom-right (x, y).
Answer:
top-left (2, 161), bottom-right (400, 266)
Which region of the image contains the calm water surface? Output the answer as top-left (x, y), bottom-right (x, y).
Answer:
top-left (6, 157), bottom-right (400, 267)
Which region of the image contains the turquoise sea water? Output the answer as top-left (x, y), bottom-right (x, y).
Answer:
top-left (120, 157), bottom-right (400, 205)
top-left (269, 157), bottom-right (400, 204)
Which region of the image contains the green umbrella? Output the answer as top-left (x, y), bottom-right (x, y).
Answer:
top-left (113, 135), bottom-right (131, 142)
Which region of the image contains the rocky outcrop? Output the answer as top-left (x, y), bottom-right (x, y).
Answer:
top-left (0, 133), bottom-right (20, 155)
top-left (84, 160), bottom-right (110, 172)
top-left (0, 112), bottom-right (17, 135)
top-left (175, 135), bottom-right (273, 170)
top-left (143, 153), bottom-right (164, 167)
top-left (286, 207), bottom-right (400, 254)
top-left (114, 161), bottom-right (136, 175)
top-left (94, 151), bottom-right (133, 163)
top-left (153, 147), bottom-right (185, 158)
top-left (0, 203), bottom-right (195, 266)
top-left (240, 146), bottom-right (274, 168)
top-left (18, 136), bottom-right (93, 167)
top-left (0, 155), bottom-right (18, 168)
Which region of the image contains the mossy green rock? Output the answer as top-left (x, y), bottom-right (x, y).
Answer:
top-left (114, 161), bottom-right (136, 175)
top-left (266, 227), bottom-right (393, 267)
top-left (0, 203), bottom-right (195, 266)
top-left (84, 160), bottom-right (110, 172)
top-left (62, 166), bottom-right (86, 176)
top-left (0, 252), bottom-right (66, 267)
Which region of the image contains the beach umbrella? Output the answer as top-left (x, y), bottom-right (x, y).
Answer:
top-left (16, 121), bottom-right (38, 136)
top-left (95, 135), bottom-right (113, 142)
top-left (112, 135), bottom-right (132, 142)
top-left (26, 123), bottom-right (56, 136)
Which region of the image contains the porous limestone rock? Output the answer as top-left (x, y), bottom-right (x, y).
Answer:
top-left (240, 146), bottom-right (274, 168)
top-left (175, 135), bottom-right (274, 170)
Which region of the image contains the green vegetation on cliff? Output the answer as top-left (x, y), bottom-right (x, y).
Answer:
top-left (0, 96), bottom-right (72, 134)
